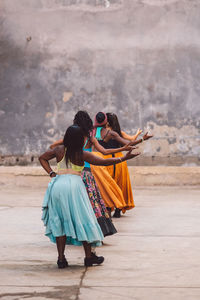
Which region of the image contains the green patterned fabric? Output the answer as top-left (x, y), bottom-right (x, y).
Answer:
top-left (95, 127), bottom-right (103, 140)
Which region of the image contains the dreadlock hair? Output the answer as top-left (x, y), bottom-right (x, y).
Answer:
top-left (106, 113), bottom-right (122, 137)
top-left (63, 125), bottom-right (84, 167)
top-left (73, 111), bottom-right (93, 138)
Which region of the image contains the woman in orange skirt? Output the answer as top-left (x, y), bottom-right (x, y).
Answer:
top-left (91, 112), bottom-right (152, 217)
top-left (106, 113), bottom-right (143, 217)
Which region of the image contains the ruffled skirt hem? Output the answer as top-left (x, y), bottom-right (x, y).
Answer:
top-left (97, 216), bottom-right (117, 237)
top-left (42, 174), bottom-right (104, 247)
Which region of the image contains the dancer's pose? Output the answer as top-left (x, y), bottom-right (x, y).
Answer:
top-left (106, 113), bottom-right (141, 217)
top-left (91, 112), bottom-right (152, 215)
top-left (39, 125), bottom-right (139, 268)
top-left (50, 111), bottom-right (132, 235)
top-left (106, 114), bottom-right (143, 141)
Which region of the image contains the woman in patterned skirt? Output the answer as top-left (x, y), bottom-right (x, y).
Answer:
top-left (50, 111), bottom-right (132, 235)
top-left (39, 125), bottom-right (140, 268)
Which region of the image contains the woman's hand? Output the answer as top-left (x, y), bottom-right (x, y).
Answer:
top-left (122, 143), bottom-right (138, 152)
top-left (136, 128), bottom-right (143, 136)
top-left (124, 149), bottom-right (140, 161)
top-left (143, 132), bottom-right (153, 141)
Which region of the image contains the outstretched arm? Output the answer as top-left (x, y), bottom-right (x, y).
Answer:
top-left (83, 149), bottom-right (140, 166)
top-left (111, 130), bottom-right (153, 146)
top-left (110, 130), bottom-right (133, 145)
top-left (121, 128), bottom-right (142, 141)
top-left (91, 136), bottom-right (132, 154)
top-left (50, 139), bottom-right (63, 149)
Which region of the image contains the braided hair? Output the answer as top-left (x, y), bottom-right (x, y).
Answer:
top-left (73, 111), bottom-right (93, 138)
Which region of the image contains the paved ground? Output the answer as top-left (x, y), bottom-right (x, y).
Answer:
top-left (0, 184), bottom-right (200, 300)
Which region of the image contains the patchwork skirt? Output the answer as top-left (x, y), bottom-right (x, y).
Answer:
top-left (81, 168), bottom-right (117, 237)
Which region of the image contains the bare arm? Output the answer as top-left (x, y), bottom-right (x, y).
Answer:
top-left (39, 148), bottom-right (57, 175)
top-left (121, 129), bottom-right (142, 141)
top-left (110, 130), bottom-right (143, 146)
top-left (91, 136), bottom-right (130, 154)
top-left (110, 130), bottom-right (132, 145)
top-left (111, 130), bottom-right (153, 146)
top-left (50, 139), bottom-right (63, 149)
top-left (83, 149), bottom-right (140, 166)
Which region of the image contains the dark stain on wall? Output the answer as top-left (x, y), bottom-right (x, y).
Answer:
top-left (0, 0), bottom-right (200, 165)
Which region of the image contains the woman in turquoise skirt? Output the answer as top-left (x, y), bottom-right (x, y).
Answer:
top-left (50, 111), bottom-right (131, 236)
top-left (39, 125), bottom-right (139, 268)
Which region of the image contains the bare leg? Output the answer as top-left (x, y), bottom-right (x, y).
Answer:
top-left (56, 235), bottom-right (66, 260)
top-left (82, 241), bottom-right (92, 258)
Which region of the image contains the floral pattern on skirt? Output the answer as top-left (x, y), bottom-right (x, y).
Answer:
top-left (81, 170), bottom-right (109, 219)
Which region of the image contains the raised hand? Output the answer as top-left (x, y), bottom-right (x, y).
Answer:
top-left (143, 132), bottom-right (153, 141)
top-left (136, 128), bottom-right (143, 136)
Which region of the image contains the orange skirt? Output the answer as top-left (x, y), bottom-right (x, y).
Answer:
top-left (106, 152), bottom-right (135, 211)
top-left (91, 152), bottom-right (134, 212)
top-left (90, 152), bottom-right (126, 212)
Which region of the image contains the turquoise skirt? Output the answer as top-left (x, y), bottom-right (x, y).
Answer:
top-left (42, 174), bottom-right (104, 247)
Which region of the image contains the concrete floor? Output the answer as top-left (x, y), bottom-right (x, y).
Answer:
top-left (0, 185), bottom-right (200, 300)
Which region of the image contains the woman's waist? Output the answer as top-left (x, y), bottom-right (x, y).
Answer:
top-left (57, 169), bottom-right (82, 176)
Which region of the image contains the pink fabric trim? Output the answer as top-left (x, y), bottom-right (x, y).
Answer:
top-left (94, 113), bottom-right (107, 127)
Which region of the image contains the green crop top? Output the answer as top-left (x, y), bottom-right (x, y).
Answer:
top-left (57, 150), bottom-right (84, 173)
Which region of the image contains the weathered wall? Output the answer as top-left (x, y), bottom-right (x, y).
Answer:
top-left (0, 0), bottom-right (200, 165)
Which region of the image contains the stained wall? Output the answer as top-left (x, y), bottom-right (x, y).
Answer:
top-left (0, 0), bottom-right (199, 165)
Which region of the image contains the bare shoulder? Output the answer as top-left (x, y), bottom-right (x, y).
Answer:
top-left (109, 130), bottom-right (119, 137)
top-left (54, 145), bottom-right (65, 158)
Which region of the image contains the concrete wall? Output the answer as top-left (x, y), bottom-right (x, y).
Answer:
top-left (0, 0), bottom-right (200, 165)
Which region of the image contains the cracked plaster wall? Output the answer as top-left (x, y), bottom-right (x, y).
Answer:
top-left (0, 0), bottom-right (200, 165)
